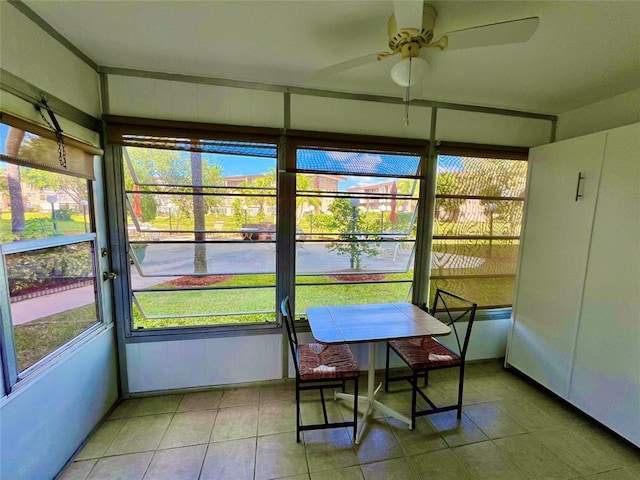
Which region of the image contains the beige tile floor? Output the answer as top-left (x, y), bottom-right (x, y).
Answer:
top-left (57, 360), bottom-right (640, 480)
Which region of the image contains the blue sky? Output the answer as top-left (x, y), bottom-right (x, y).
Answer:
top-left (205, 153), bottom-right (274, 177)
top-left (0, 123), bottom-right (9, 150)
top-left (2, 122), bottom-right (464, 182)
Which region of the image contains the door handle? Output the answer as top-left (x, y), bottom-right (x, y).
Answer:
top-left (103, 272), bottom-right (117, 281)
top-left (575, 172), bottom-right (584, 201)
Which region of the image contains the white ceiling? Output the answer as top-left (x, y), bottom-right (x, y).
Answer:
top-left (23, 0), bottom-right (640, 115)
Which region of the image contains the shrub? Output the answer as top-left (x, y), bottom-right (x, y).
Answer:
top-left (54, 206), bottom-right (74, 221)
top-left (6, 243), bottom-right (93, 295)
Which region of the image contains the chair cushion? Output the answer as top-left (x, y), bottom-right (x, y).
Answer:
top-left (389, 337), bottom-right (461, 370)
top-left (298, 343), bottom-right (359, 380)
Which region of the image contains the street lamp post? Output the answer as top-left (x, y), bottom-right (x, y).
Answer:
top-left (167, 202), bottom-right (175, 234)
top-left (80, 199), bottom-right (88, 233)
top-left (46, 194), bottom-right (58, 232)
top-left (349, 198), bottom-right (360, 269)
top-left (242, 204), bottom-right (248, 224)
top-left (487, 203), bottom-right (497, 258)
top-left (379, 204), bottom-right (387, 232)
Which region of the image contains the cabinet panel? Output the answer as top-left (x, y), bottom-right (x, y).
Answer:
top-left (569, 124), bottom-right (640, 446)
top-left (508, 133), bottom-right (606, 397)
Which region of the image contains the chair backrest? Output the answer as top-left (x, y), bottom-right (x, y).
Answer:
top-left (280, 296), bottom-right (300, 376)
top-left (431, 289), bottom-right (478, 360)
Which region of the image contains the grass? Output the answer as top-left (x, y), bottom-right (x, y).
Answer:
top-left (133, 257), bottom-right (515, 330)
top-left (13, 304), bottom-right (98, 372)
top-left (1, 213), bottom-right (88, 241)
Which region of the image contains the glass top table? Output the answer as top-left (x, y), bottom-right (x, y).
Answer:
top-left (306, 302), bottom-right (451, 444)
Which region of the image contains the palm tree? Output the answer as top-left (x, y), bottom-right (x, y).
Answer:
top-left (5, 127), bottom-right (26, 235)
top-left (295, 174), bottom-right (322, 218)
top-left (191, 146), bottom-right (207, 274)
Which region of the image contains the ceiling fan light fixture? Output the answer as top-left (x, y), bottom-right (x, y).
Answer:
top-left (390, 56), bottom-right (428, 87)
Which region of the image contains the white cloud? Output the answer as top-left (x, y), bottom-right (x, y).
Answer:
top-left (326, 151), bottom-right (383, 170)
top-left (326, 151), bottom-right (359, 161)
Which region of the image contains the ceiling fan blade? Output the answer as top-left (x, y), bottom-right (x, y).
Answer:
top-left (393, 0), bottom-right (423, 31)
top-left (443, 17), bottom-right (540, 51)
top-left (310, 52), bottom-right (391, 80)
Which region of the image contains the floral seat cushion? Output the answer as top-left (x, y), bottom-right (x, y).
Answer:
top-left (298, 343), bottom-right (359, 380)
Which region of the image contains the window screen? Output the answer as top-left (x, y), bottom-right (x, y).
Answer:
top-left (293, 145), bottom-right (423, 314)
top-left (430, 155), bottom-right (527, 309)
top-left (121, 135), bottom-right (279, 328)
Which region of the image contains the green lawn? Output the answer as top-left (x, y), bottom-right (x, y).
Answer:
top-left (13, 304), bottom-right (98, 372)
top-left (1, 213), bottom-right (88, 241)
top-left (133, 261), bottom-right (515, 330)
top-left (14, 267), bottom-right (514, 365)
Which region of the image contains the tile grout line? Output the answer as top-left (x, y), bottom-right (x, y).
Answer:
top-left (195, 441), bottom-right (210, 480)
top-left (61, 365), bottom-right (639, 479)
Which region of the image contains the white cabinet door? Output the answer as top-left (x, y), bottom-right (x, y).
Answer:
top-left (569, 124), bottom-right (640, 447)
top-left (508, 132), bottom-right (606, 397)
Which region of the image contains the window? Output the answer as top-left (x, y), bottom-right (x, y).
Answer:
top-left (107, 117), bottom-right (530, 335)
top-left (430, 153), bottom-right (528, 309)
top-left (119, 132), bottom-right (279, 329)
top-left (292, 142), bottom-right (423, 315)
top-left (0, 119), bottom-right (101, 380)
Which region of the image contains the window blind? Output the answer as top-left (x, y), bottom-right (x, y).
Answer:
top-left (0, 111), bottom-right (100, 180)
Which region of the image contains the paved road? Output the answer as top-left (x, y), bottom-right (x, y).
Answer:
top-left (136, 241), bottom-right (416, 277)
top-left (12, 285), bottom-right (96, 325)
top-left (12, 241), bottom-right (484, 325)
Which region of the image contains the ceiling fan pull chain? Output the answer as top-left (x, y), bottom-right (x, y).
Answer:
top-left (404, 57), bottom-right (412, 126)
top-left (404, 87), bottom-right (410, 126)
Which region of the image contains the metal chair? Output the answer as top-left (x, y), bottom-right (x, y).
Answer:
top-left (384, 289), bottom-right (477, 429)
top-left (281, 297), bottom-right (359, 442)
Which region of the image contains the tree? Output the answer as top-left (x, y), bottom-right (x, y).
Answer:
top-left (435, 171), bottom-right (464, 222)
top-left (126, 146), bottom-right (220, 188)
top-left (124, 146), bottom-right (222, 223)
top-left (5, 127), bottom-right (25, 235)
top-left (296, 174), bottom-right (322, 225)
top-left (140, 195), bottom-right (157, 222)
top-left (295, 174), bottom-right (321, 213)
top-left (239, 168), bottom-right (277, 218)
top-left (19, 167), bottom-right (87, 208)
top-left (124, 146), bottom-right (222, 271)
top-left (461, 157), bottom-right (528, 235)
top-left (191, 146), bottom-right (207, 273)
top-left (17, 135), bottom-right (88, 209)
top-left (326, 198), bottom-right (377, 270)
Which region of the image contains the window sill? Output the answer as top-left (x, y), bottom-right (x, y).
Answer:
top-left (124, 321), bottom-right (282, 343)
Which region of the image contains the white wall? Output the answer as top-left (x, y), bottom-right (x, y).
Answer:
top-left (436, 109), bottom-right (551, 147)
top-left (1, 91), bottom-right (100, 146)
top-left (556, 88), bottom-right (640, 141)
top-left (0, 328), bottom-right (118, 480)
top-left (107, 75), bottom-right (284, 128)
top-left (291, 95), bottom-right (551, 147)
top-left (108, 74), bottom-right (552, 147)
top-left (125, 334), bottom-right (283, 393)
top-left (290, 95), bottom-right (432, 139)
top-left (0, 2), bottom-right (101, 120)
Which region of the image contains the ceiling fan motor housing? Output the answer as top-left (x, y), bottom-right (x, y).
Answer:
top-left (387, 4), bottom-right (437, 52)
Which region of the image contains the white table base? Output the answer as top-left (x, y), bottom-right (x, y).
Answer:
top-left (334, 343), bottom-right (412, 444)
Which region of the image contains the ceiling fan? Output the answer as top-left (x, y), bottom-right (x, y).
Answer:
top-left (312, 1), bottom-right (540, 124)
